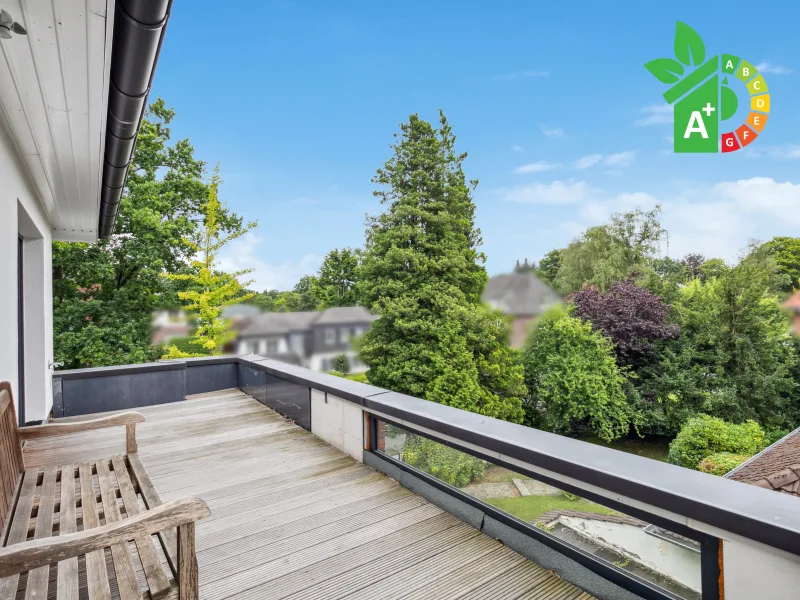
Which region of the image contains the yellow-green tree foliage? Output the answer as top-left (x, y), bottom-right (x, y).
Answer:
top-left (162, 166), bottom-right (257, 357)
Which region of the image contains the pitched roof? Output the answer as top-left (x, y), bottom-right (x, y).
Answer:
top-left (222, 304), bottom-right (261, 319)
top-left (725, 427), bottom-right (800, 497)
top-left (482, 273), bottom-right (561, 316)
top-left (238, 306), bottom-right (376, 337)
top-left (239, 311), bottom-right (320, 337)
top-left (313, 306), bottom-right (378, 325)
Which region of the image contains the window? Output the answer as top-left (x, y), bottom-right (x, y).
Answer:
top-left (258, 340), bottom-right (268, 354)
top-left (266, 338), bottom-right (279, 353)
top-left (325, 328), bottom-right (336, 345)
top-left (340, 328), bottom-right (350, 343)
top-left (239, 341), bottom-right (249, 354)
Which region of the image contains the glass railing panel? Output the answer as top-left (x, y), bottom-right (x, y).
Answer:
top-left (377, 420), bottom-right (701, 600)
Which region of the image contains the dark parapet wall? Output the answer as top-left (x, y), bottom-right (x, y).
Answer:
top-left (52, 356), bottom-right (237, 418)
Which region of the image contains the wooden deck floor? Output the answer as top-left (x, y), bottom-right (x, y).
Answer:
top-left (24, 389), bottom-right (593, 600)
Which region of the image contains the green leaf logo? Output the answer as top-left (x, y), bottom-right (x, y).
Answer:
top-left (674, 21), bottom-right (705, 66)
top-left (644, 58), bottom-right (685, 84)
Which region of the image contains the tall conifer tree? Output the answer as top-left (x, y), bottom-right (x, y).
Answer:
top-left (359, 112), bottom-right (525, 422)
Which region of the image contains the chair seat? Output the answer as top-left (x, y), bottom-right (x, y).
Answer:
top-left (1, 456), bottom-right (176, 600)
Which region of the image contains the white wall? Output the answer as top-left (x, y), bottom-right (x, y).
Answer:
top-left (0, 120), bottom-right (54, 422)
top-left (559, 517), bottom-right (701, 593)
top-left (723, 537), bottom-right (800, 600)
top-left (310, 389), bottom-right (364, 461)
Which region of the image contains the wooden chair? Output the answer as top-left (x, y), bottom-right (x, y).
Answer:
top-left (0, 381), bottom-right (209, 599)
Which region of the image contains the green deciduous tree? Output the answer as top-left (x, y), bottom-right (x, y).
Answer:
top-left (761, 236), bottom-right (800, 295)
top-left (53, 99), bottom-right (240, 368)
top-left (645, 247), bottom-right (799, 433)
top-left (358, 112), bottom-right (525, 422)
top-left (522, 307), bottom-right (634, 442)
top-left (313, 248), bottom-right (361, 309)
top-left (293, 275), bottom-right (320, 310)
top-left (163, 166), bottom-right (257, 357)
top-left (554, 206), bottom-right (667, 294)
top-left (536, 249), bottom-right (563, 287)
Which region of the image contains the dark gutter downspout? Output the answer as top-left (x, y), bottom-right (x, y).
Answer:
top-left (98, 0), bottom-right (173, 238)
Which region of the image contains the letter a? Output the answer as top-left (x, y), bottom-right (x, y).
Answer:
top-left (684, 111), bottom-right (709, 139)
top-left (725, 60), bottom-right (734, 70)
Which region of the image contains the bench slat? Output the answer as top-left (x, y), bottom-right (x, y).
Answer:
top-left (128, 453), bottom-right (178, 573)
top-left (0, 469), bottom-right (37, 597)
top-left (79, 461), bottom-right (111, 600)
top-left (111, 455), bottom-right (172, 598)
top-left (95, 459), bottom-right (141, 600)
top-left (25, 466), bottom-right (58, 599)
top-left (57, 464), bottom-right (79, 600)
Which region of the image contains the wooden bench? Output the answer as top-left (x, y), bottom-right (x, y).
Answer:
top-left (0, 381), bottom-right (209, 599)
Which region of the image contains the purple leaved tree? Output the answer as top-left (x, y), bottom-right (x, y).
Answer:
top-left (569, 281), bottom-right (679, 367)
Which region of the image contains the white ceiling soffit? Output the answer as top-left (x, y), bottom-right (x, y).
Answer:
top-left (0, 0), bottom-right (113, 242)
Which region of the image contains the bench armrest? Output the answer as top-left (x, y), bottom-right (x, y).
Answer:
top-left (18, 412), bottom-right (145, 453)
top-left (0, 497), bottom-right (209, 578)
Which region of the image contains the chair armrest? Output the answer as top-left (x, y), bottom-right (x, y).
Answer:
top-left (0, 497), bottom-right (209, 578)
top-left (18, 412), bottom-right (145, 451)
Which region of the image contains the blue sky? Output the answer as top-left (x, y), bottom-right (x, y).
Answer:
top-left (152, 0), bottom-right (800, 291)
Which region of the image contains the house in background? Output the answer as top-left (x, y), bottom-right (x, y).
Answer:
top-left (482, 272), bottom-right (561, 348)
top-left (150, 310), bottom-right (190, 346)
top-left (236, 306), bottom-right (377, 372)
top-left (783, 290), bottom-right (800, 335)
top-left (725, 427), bottom-right (800, 496)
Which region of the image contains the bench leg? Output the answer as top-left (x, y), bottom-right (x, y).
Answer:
top-left (126, 423), bottom-right (138, 454)
top-left (178, 522), bottom-right (199, 600)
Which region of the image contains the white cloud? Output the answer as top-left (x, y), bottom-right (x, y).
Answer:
top-left (511, 145), bottom-right (525, 152)
top-left (216, 233), bottom-right (321, 291)
top-left (603, 151), bottom-right (636, 168)
top-left (513, 161), bottom-right (561, 174)
top-left (635, 104), bottom-right (673, 126)
top-left (574, 154), bottom-right (604, 169)
top-left (555, 177), bottom-right (800, 261)
top-left (713, 177), bottom-right (800, 225)
top-left (540, 126), bottom-right (564, 138)
top-left (498, 180), bottom-right (594, 205)
top-left (492, 70), bottom-right (550, 80)
top-left (755, 62), bottom-right (791, 75)
top-left (761, 145), bottom-right (800, 159)
top-left (578, 192), bottom-right (659, 223)
top-left (573, 152), bottom-right (636, 169)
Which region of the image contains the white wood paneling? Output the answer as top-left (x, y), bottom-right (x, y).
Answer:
top-left (0, 0), bottom-right (112, 241)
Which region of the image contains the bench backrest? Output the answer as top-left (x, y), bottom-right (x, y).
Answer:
top-left (0, 382), bottom-right (24, 534)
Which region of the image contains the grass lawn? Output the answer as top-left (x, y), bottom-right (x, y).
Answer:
top-left (580, 435), bottom-right (671, 462)
top-left (327, 371), bottom-right (369, 383)
top-left (484, 494), bottom-right (618, 523)
top-left (478, 465), bottom-right (523, 483)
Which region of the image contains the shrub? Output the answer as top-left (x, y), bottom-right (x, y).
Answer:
top-left (403, 436), bottom-right (485, 488)
top-left (697, 452), bottom-right (750, 476)
top-left (522, 306), bottom-right (633, 442)
top-left (668, 415), bottom-right (764, 469)
top-left (332, 354), bottom-right (350, 375)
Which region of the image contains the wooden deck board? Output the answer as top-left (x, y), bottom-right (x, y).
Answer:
top-left (23, 389), bottom-right (593, 600)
